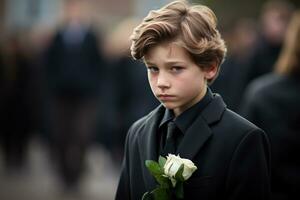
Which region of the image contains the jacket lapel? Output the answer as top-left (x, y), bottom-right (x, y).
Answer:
top-left (138, 105), bottom-right (165, 191)
top-left (176, 94), bottom-right (226, 160)
top-left (176, 116), bottom-right (212, 160)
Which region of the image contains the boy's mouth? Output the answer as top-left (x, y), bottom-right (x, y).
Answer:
top-left (157, 94), bottom-right (176, 101)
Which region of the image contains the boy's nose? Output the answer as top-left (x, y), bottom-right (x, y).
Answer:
top-left (157, 73), bottom-right (171, 89)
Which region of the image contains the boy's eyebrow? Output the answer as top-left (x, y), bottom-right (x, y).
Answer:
top-left (144, 61), bottom-right (154, 66)
top-left (164, 61), bottom-right (186, 65)
top-left (145, 60), bottom-right (186, 66)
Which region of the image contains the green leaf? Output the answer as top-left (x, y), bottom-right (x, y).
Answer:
top-left (154, 175), bottom-right (171, 188)
top-left (151, 187), bottom-right (170, 200)
top-left (158, 156), bottom-right (167, 168)
top-left (142, 191), bottom-right (153, 200)
top-left (145, 160), bottom-right (163, 176)
top-left (175, 164), bottom-right (185, 182)
top-left (174, 182), bottom-right (184, 199)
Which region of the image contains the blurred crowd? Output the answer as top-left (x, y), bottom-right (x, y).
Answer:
top-left (0, 0), bottom-right (299, 199)
top-left (0, 0), bottom-right (158, 198)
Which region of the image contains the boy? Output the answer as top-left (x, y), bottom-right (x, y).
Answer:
top-left (115, 1), bottom-right (271, 199)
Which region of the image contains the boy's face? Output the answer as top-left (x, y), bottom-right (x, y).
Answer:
top-left (144, 42), bottom-right (216, 117)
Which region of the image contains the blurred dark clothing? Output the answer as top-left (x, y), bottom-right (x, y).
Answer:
top-left (211, 55), bottom-right (253, 111)
top-left (240, 73), bottom-right (300, 199)
top-left (46, 26), bottom-right (102, 97)
top-left (0, 53), bottom-right (4, 105)
top-left (114, 56), bottom-right (157, 130)
top-left (246, 36), bottom-right (282, 84)
top-left (48, 95), bottom-right (98, 186)
top-left (44, 25), bottom-right (104, 188)
top-left (0, 44), bottom-right (34, 170)
top-left (211, 35), bottom-right (281, 113)
top-left (98, 56), bottom-right (157, 163)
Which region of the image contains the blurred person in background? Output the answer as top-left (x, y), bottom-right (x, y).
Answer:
top-left (211, 18), bottom-right (258, 111)
top-left (101, 18), bottom-right (158, 165)
top-left (0, 32), bottom-right (34, 173)
top-left (27, 26), bottom-right (55, 141)
top-left (245, 0), bottom-right (294, 84)
top-left (240, 11), bottom-right (300, 199)
top-left (0, 44), bottom-right (4, 116)
top-left (212, 0), bottom-right (294, 113)
top-left (44, 0), bottom-right (105, 191)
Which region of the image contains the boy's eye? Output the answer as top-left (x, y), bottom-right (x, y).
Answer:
top-left (171, 66), bottom-right (183, 72)
top-left (147, 66), bottom-right (159, 73)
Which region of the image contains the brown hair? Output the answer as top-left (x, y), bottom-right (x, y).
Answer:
top-left (130, 0), bottom-right (226, 83)
top-left (275, 11), bottom-right (300, 75)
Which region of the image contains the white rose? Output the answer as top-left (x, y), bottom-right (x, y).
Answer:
top-left (163, 154), bottom-right (197, 186)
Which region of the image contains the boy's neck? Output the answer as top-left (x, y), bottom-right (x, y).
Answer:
top-left (173, 86), bottom-right (208, 117)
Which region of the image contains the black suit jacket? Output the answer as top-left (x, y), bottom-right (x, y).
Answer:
top-left (116, 94), bottom-right (271, 200)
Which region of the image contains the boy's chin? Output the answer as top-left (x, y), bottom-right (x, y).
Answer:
top-left (161, 102), bottom-right (177, 110)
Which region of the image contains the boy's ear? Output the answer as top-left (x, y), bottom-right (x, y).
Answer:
top-left (204, 63), bottom-right (218, 80)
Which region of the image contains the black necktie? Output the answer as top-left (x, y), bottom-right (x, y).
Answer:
top-left (162, 121), bottom-right (177, 156)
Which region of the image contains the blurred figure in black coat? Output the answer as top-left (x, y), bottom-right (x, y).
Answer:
top-left (240, 11), bottom-right (300, 200)
top-left (100, 18), bottom-right (158, 165)
top-left (211, 19), bottom-right (258, 111)
top-left (0, 33), bottom-right (34, 173)
top-left (245, 0), bottom-right (294, 84)
top-left (44, 0), bottom-right (104, 190)
top-left (212, 0), bottom-right (294, 113)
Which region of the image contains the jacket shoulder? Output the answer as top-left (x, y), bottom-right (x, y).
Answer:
top-left (221, 108), bottom-right (264, 135)
top-left (127, 105), bottom-right (163, 139)
top-left (215, 109), bottom-right (269, 157)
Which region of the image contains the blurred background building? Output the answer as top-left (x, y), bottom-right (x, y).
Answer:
top-left (0, 0), bottom-right (299, 200)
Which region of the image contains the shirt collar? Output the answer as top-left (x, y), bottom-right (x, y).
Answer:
top-left (175, 87), bottom-right (213, 133)
top-left (159, 108), bottom-right (175, 128)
